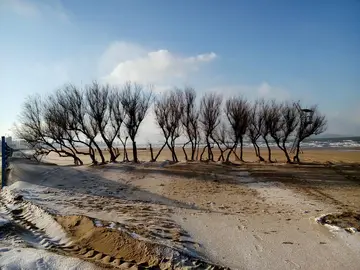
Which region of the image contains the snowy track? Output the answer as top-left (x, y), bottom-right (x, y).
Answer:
top-left (0, 186), bottom-right (228, 270)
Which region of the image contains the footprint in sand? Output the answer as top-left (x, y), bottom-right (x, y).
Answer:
top-left (255, 244), bottom-right (263, 252)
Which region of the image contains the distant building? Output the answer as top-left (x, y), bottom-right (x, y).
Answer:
top-left (5, 136), bottom-right (13, 147)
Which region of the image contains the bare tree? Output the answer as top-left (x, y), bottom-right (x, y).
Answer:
top-left (86, 82), bottom-right (121, 162)
top-left (199, 93), bottom-right (222, 161)
top-left (260, 101), bottom-right (275, 162)
top-left (292, 104), bottom-right (327, 163)
top-left (117, 131), bottom-right (129, 162)
top-left (225, 96), bottom-right (250, 162)
top-left (180, 87), bottom-right (200, 161)
top-left (120, 82), bottom-right (153, 162)
top-left (54, 87), bottom-right (98, 164)
top-left (247, 100), bottom-right (265, 161)
top-left (212, 122), bottom-right (233, 162)
top-left (43, 96), bottom-right (84, 165)
top-left (15, 96), bottom-right (52, 161)
top-left (154, 89), bottom-right (184, 162)
top-left (59, 84), bottom-right (106, 164)
top-left (269, 102), bottom-right (298, 163)
top-left (108, 88), bottom-right (125, 161)
top-left (17, 95), bottom-right (82, 165)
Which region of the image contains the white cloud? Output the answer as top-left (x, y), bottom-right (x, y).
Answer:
top-left (326, 105), bottom-right (360, 136)
top-left (97, 41), bottom-right (217, 143)
top-left (206, 82), bottom-right (291, 101)
top-left (1, 0), bottom-right (40, 17)
top-left (100, 42), bottom-right (217, 87)
top-left (1, 0), bottom-right (69, 21)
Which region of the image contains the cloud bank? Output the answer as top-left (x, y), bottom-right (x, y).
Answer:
top-left (100, 42), bottom-right (216, 90)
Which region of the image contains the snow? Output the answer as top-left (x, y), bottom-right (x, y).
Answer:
top-left (0, 217), bottom-right (10, 226)
top-left (0, 246), bottom-right (100, 270)
top-left (3, 158), bottom-right (360, 270)
top-left (93, 220), bottom-right (103, 227)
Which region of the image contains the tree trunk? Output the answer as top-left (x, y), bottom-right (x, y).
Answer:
top-left (196, 141), bottom-right (200, 160)
top-left (200, 145), bottom-right (207, 161)
top-left (92, 140), bottom-right (105, 164)
top-left (172, 140), bottom-right (178, 162)
top-left (165, 140), bottom-right (176, 162)
top-left (293, 140), bottom-right (301, 163)
top-left (74, 155), bottom-right (83, 165)
top-left (149, 144), bottom-right (154, 161)
top-left (89, 147), bottom-right (97, 165)
top-left (282, 141), bottom-right (292, 163)
top-left (206, 137), bottom-right (213, 161)
top-left (239, 136), bottom-right (244, 162)
top-left (212, 138), bottom-right (225, 162)
top-left (226, 143), bottom-right (236, 162)
top-left (171, 141), bottom-right (177, 162)
top-left (154, 143), bottom-right (166, 161)
top-left (275, 140), bottom-right (292, 163)
top-left (263, 136), bottom-right (272, 162)
top-left (119, 137), bottom-right (129, 162)
top-left (132, 140), bottom-right (138, 162)
top-left (255, 143), bottom-right (265, 161)
top-left (108, 146), bottom-right (116, 162)
top-left (182, 141), bottom-right (190, 161)
top-left (190, 141), bottom-right (195, 161)
top-left (252, 141), bottom-right (259, 157)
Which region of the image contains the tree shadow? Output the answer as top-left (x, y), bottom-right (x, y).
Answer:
top-left (100, 160), bottom-right (360, 188)
top-left (243, 161), bottom-right (360, 187)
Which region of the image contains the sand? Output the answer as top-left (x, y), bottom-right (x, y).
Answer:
top-left (1, 151), bottom-right (360, 269)
top-left (56, 215), bottom-right (165, 265)
top-left (41, 147), bottom-right (360, 165)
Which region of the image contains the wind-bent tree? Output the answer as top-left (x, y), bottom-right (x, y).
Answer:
top-left (120, 82), bottom-right (153, 162)
top-left (86, 82), bottom-right (120, 162)
top-left (269, 102), bottom-right (298, 163)
top-left (292, 104), bottom-right (327, 163)
top-left (54, 88), bottom-right (97, 164)
top-left (212, 122), bottom-right (233, 162)
top-left (108, 88), bottom-right (125, 162)
top-left (154, 89), bottom-right (184, 162)
top-left (225, 96), bottom-right (250, 162)
top-left (16, 95), bottom-right (82, 165)
top-left (43, 96), bottom-right (83, 165)
top-left (180, 87), bottom-right (200, 161)
top-left (247, 100), bottom-right (265, 161)
top-left (15, 95), bottom-right (50, 160)
top-left (260, 101), bottom-right (275, 162)
top-left (60, 84), bottom-right (105, 164)
top-left (117, 131), bottom-right (129, 162)
top-left (199, 93), bottom-right (222, 161)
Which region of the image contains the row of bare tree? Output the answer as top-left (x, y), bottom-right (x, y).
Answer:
top-left (15, 82), bottom-right (327, 165)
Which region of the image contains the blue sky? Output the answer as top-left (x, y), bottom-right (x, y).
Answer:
top-left (1, 0), bottom-right (359, 140)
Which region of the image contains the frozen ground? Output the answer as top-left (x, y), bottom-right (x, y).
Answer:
top-left (0, 158), bottom-right (359, 269)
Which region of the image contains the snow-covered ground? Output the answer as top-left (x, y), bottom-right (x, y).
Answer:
top-left (1, 158), bottom-right (360, 269)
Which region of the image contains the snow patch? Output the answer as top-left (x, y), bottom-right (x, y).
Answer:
top-left (93, 220), bottom-right (103, 227)
top-left (316, 214), bottom-right (359, 234)
top-left (0, 246), bottom-right (99, 270)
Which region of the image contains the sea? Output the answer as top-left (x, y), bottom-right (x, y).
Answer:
top-left (250, 136), bottom-right (360, 150)
top-left (137, 136), bottom-right (360, 150)
top-left (5, 137), bottom-right (360, 153)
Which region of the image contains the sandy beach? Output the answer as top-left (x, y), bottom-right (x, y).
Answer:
top-left (0, 148), bottom-right (359, 269)
top-left (42, 146), bottom-right (360, 165)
